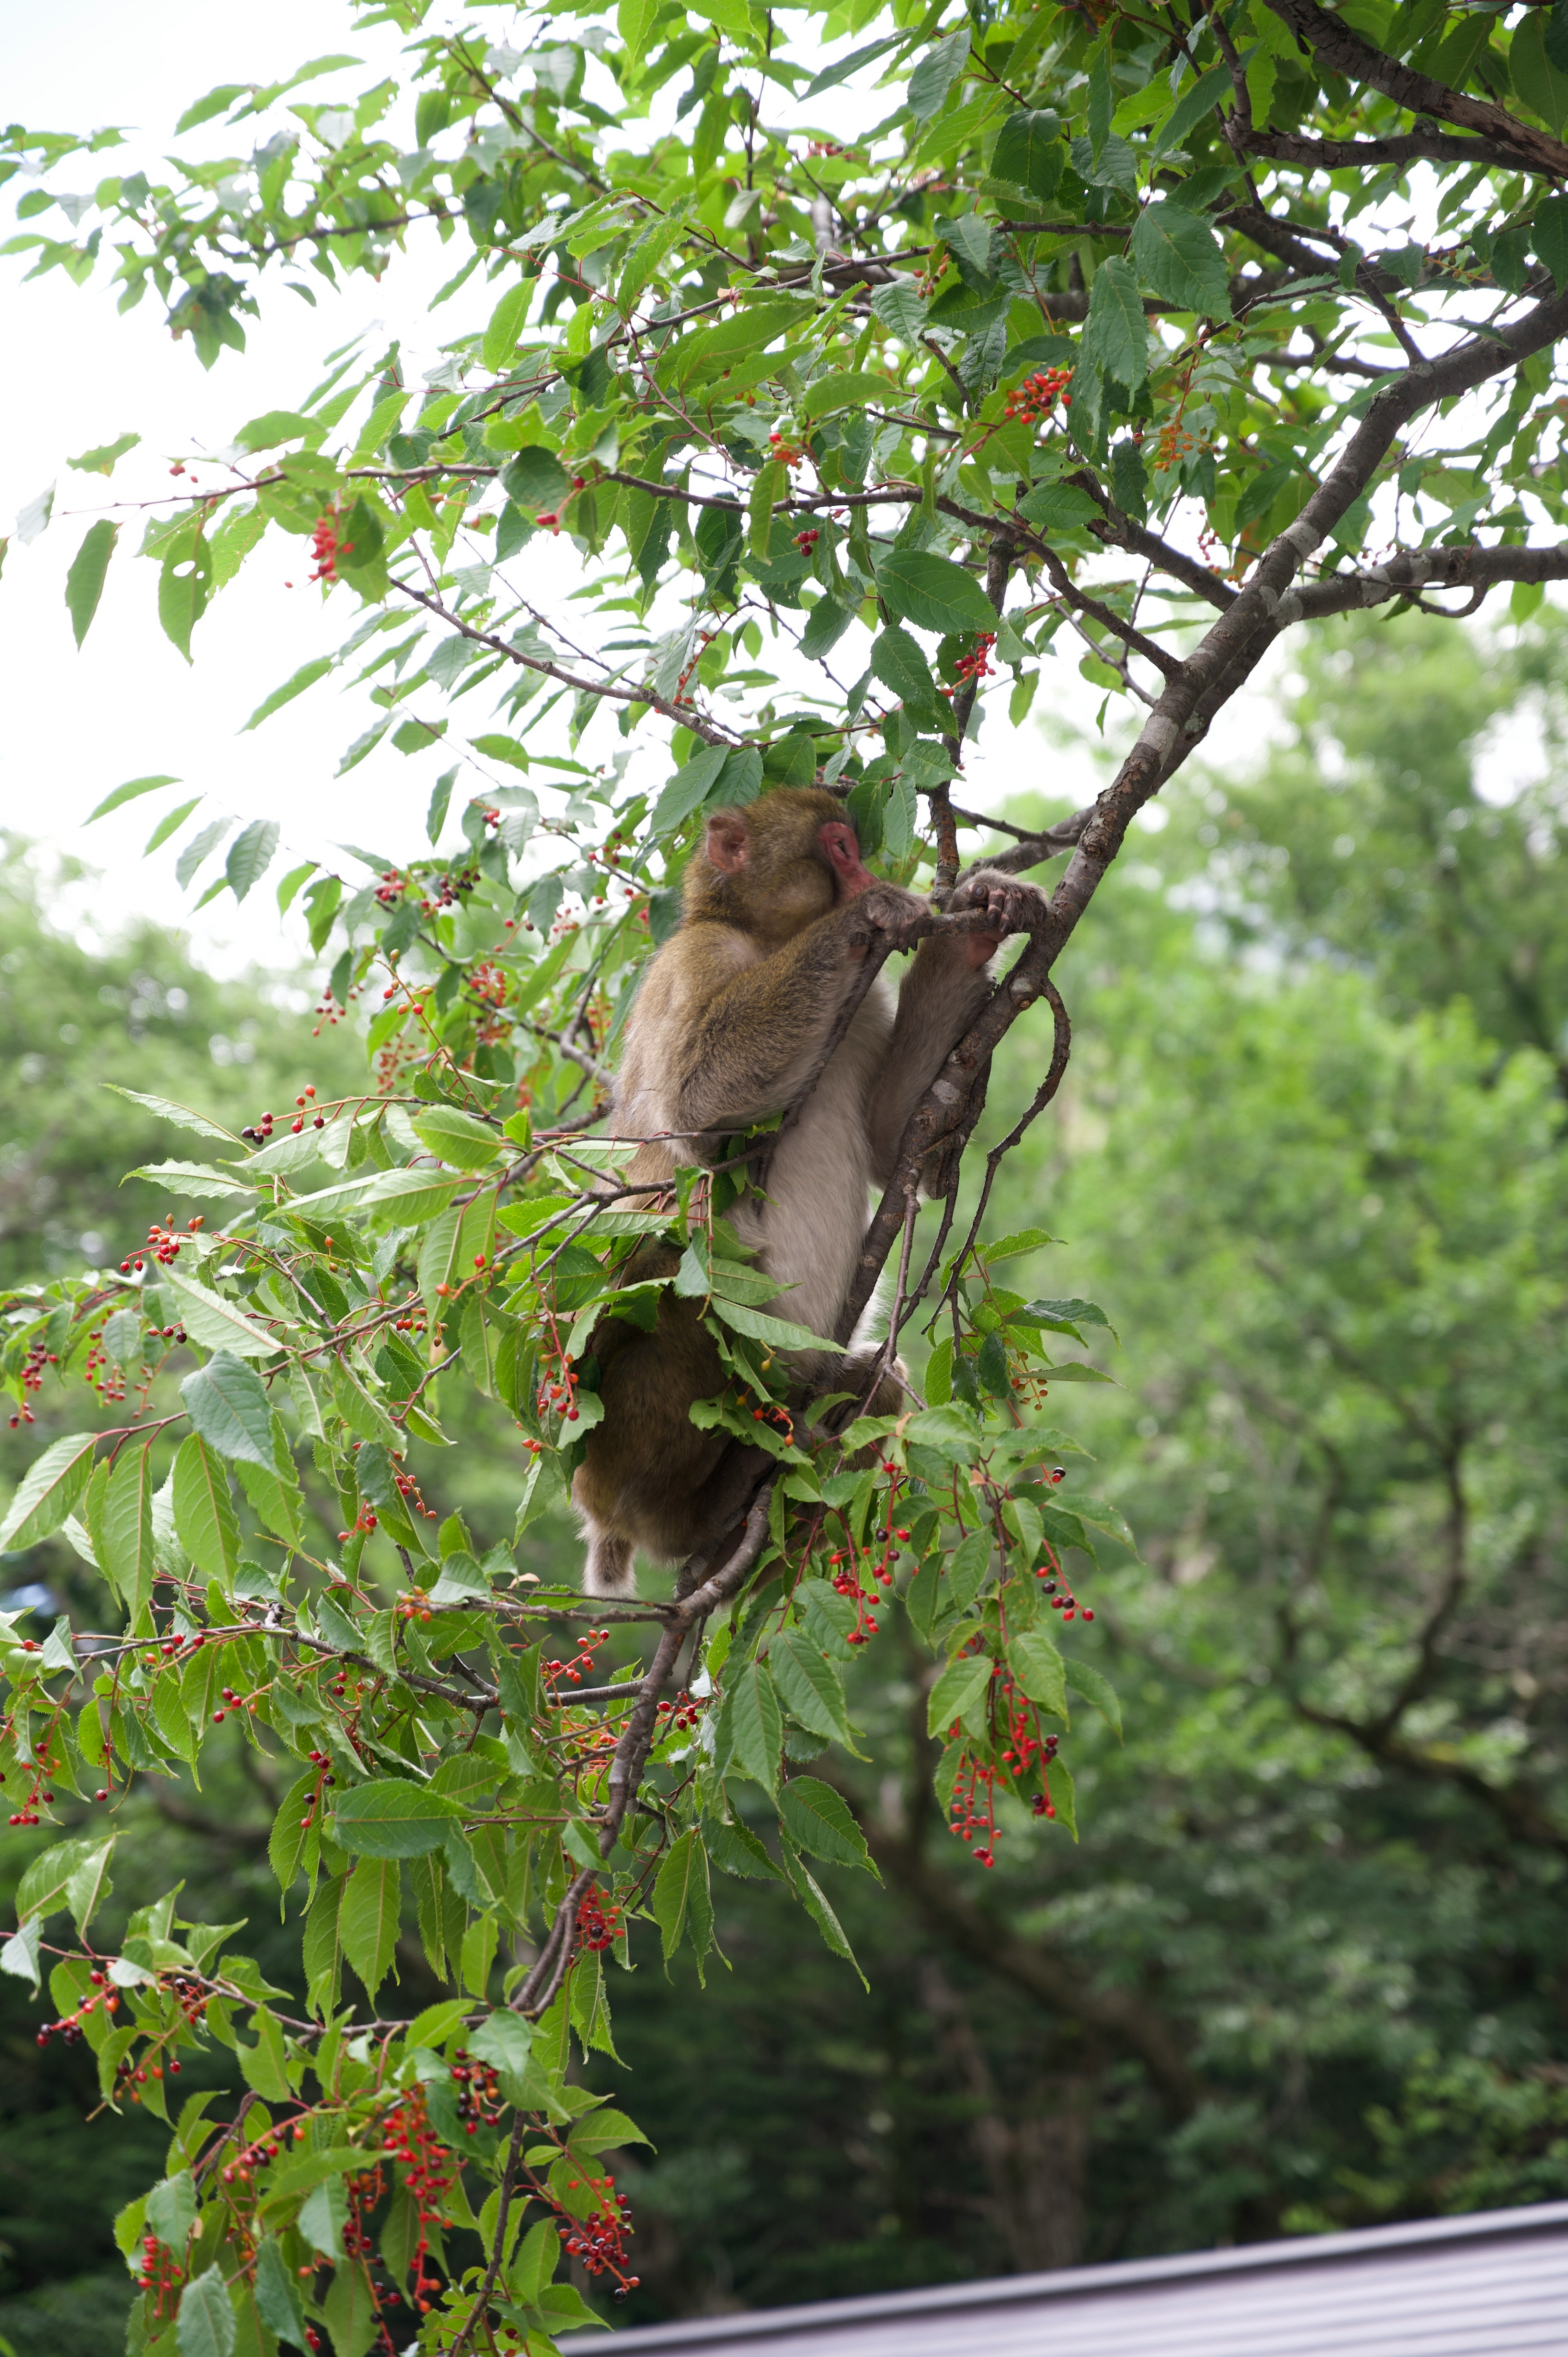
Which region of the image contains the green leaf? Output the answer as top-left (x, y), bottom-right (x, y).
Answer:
top-left (15, 1834), bottom-right (114, 1929)
top-left (0, 1432), bottom-right (97, 1550)
top-left (69, 431), bottom-right (140, 476)
top-left (1129, 203), bottom-right (1231, 318)
top-left (652, 1830), bottom-right (713, 1965)
top-left (706, 1817), bottom-right (782, 1880)
top-left (726, 1659), bottom-right (783, 1793)
top-left (1152, 61), bottom-right (1234, 154)
top-left (180, 1352), bottom-right (277, 1469)
top-left (240, 2005), bottom-right (294, 2101)
top-left (331, 1779), bottom-right (459, 1858)
top-left (1081, 253), bottom-right (1149, 388)
top-left (500, 445), bottom-right (573, 515)
top-left (224, 818), bottom-right (280, 902)
top-left (339, 1857), bottom-right (400, 2000)
top-left (159, 537), bottom-right (214, 663)
top-left (618, 0), bottom-right (659, 71)
top-left (87, 774), bottom-right (181, 823)
top-left (269, 1771), bottom-right (319, 1894)
top-left (1008, 1629), bottom-right (1068, 1721)
top-left (482, 277), bottom-right (534, 370)
top-left (768, 1628), bottom-right (854, 1744)
top-left (298, 2178), bottom-right (347, 2259)
top-left (163, 1268), bottom-right (278, 1358)
top-left (146, 2170), bottom-right (196, 2251)
top-left (927, 1652), bottom-right (993, 1738)
top-left (1532, 194), bottom-right (1568, 290)
top-left (145, 797), bottom-right (203, 854)
top-left (177, 2263), bottom-right (238, 2357)
top-left (89, 1440), bottom-right (157, 1619)
top-left (103, 1085), bottom-right (238, 1143)
top-left (1018, 485), bottom-right (1100, 532)
top-left (236, 410), bottom-right (316, 450)
top-left (175, 85), bottom-right (248, 134)
top-left (254, 2238), bottom-right (307, 2348)
top-left (990, 109), bottom-right (1063, 202)
top-left (908, 22), bottom-right (970, 121)
top-left (1065, 1655), bottom-right (1122, 1738)
top-left (800, 370), bottom-right (891, 421)
top-left (777, 1776), bottom-right (878, 1875)
top-left (778, 1836), bottom-right (865, 1982)
top-left (242, 658), bottom-right (333, 731)
top-left (875, 551), bottom-right (997, 635)
top-left (411, 1106), bottom-right (503, 1168)
top-left (869, 625), bottom-right (943, 717)
top-left (65, 519), bottom-right (118, 648)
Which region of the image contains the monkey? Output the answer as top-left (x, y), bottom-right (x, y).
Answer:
top-left (570, 785), bottom-right (1047, 1598)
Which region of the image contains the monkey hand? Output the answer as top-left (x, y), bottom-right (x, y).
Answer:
top-left (947, 868), bottom-right (1047, 966)
top-left (851, 882), bottom-right (936, 956)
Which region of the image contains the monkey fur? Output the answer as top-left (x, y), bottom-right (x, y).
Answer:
top-left (572, 786), bottom-right (1046, 1598)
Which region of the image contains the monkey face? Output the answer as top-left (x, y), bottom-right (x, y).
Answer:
top-left (689, 786), bottom-right (870, 942)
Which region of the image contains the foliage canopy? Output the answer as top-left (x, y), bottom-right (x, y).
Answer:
top-left (7, 0), bottom-right (1568, 2348)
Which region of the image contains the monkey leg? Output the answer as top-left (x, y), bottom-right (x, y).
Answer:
top-left (574, 1286), bottom-right (762, 1573)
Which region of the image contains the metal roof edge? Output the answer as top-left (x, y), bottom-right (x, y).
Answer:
top-left (561, 2199), bottom-right (1568, 2353)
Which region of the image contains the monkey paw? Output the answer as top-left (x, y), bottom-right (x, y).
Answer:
top-left (857, 882), bottom-right (935, 952)
top-left (948, 867), bottom-right (1047, 943)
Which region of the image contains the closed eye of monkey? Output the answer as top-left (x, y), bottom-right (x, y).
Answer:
top-left (571, 786), bottom-right (1047, 1597)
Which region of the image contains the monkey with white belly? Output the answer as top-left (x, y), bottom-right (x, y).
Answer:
top-left (572, 786), bottom-right (1046, 1597)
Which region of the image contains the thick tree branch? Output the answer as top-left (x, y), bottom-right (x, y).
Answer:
top-left (1264, 0), bottom-right (1568, 178)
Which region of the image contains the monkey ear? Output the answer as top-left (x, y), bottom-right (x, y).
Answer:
top-left (704, 810), bottom-right (749, 873)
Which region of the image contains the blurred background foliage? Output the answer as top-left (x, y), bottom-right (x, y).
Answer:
top-left (4, 608), bottom-right (1568, 2352)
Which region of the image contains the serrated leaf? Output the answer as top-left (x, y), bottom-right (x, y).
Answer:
top-left (412, 1106), bottom-right (503, 1168)
top-left (777, 1777), bottom-right (878, 1875)
top-left (180, 1352), bottom-right (276, 1469)
top-left (177, 2263), bottom-right (238, 2357)
top-left (162, 1268), bottom-right (278, 1358)
top-left (127, 1159), bottom-right (256, 1200)
top-left (800, 370), bottom-right (891, 420)
top-left (874, 551), bottom-right (997, 635)
top-left (65, 519), bottom-right (118, 649)
top-left (331, 1779), bottom-right (459, 1858)
top-left (1008, 1629), bottom-right (1068, 1721)
top-left (170, 1435), bottom-right (240, 1588)
top-left (927, 1652), bottom-right (993, 1739)
top-left (1065, 1655), bottom-right (1122, 1737)
top-left (705, 1817), bottom-right (782, 1880)
top-left (87, 774), bottom-right (181, 823)
top-left (102, 1085), bottom-right (239, 1143)
top-left (778, 1836), bottom-right (865, 1982)
top-left (89, 1440), bottom-right (157, 1619)
top-left (224, 818), bottom-right (281, 902)
top-left (1018, 485), bottom-right (1100, 532)
top-left (339, 1857), bottom-right (400, 2000)
top-left (241, 656), bottom-right (333, 731)
top-left (175, 819), bottom-right (234, 891)
top-left (990, 108), bottom-right (1063, 203)
top-left (269, 1770), bottom-right (320, 1893)
top-left (651, 1829), bottom-right (712, 1965)
top-left (768, 1628), bottom-right (853, 1744)
top-left (254, 2238), bottom-right (307, 2347)
top-left (0, 1431), bottom-right (97, 1551)
top-left (16, 1833), bottom-right (114, 1930)
top-left (869, 625), bottom-right (943, 717)
top-left (908, 22), bottom-right (970, 121)
top-left (726, 1659), bottom-right (783, 1792)
top-left (1082, 253), bottom-right (1149, 388)
top-left (1129, 203), bottom-right (1230, 318)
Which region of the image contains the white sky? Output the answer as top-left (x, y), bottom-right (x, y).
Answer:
top-left (0, 1), bottom-right (1408, 977)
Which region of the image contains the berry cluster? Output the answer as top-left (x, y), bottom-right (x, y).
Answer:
top-left (576, 1884), bottom-right (625, 1953)
top-left (396, 1586), bottom-right (434, 1623)
top-left (119, 1216), bottom-right (196, 1275)
top-left (952, 631), bottom-right (996, 685)
top-left (79, 1327), bottom-right (126, 1408)
top-left (768, 428), bottom-right (805, 468)
top-left (416, 864), bottom-right (480, 914)
top-left (558, 2174), bottom-right (635, 2281)
top-left (1154, 418), bottom-right (1198, 472)
top-left (450, 2048), bottom-right (503, 2134)
top-left (308, 511), bottom-right (353, 584)
top-left (655, 1688), bottom-right (706, 1736)
top-left (381, 2086), bottom-right (457, 2315)
top-left (794, 526), bottom-right (820, 551)
top-left (135, 2231), bottom-right (185, 2315)
top-left (1003, 364), bottom-right (1072, 422)
top-left (543, 1628), bottom-right (608, 1690)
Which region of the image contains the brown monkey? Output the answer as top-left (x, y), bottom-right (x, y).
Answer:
top-left (572, 786), bottom-right (1045, 1597)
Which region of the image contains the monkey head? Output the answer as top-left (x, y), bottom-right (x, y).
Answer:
top-left (682, 786), bottom-right (873, 945)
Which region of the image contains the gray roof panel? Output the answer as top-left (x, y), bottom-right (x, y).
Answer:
top-left (563, 2201), bottom-right (1568, 2357)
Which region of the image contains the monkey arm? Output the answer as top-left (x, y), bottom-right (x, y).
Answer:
top-left (866, 938), bottom-right (994, 1186)
top-left (866, 873), bottom-right (1048, 1186)
top-left (663, 906), bottom-right (905, 1136)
